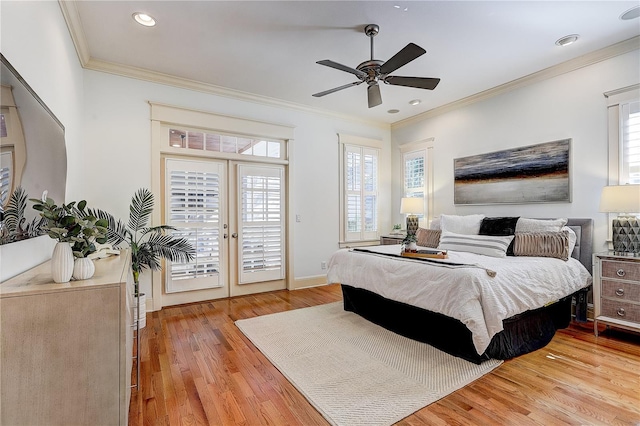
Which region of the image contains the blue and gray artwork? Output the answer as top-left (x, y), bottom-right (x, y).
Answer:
top-left (454, 139), bottom-right (570, 204)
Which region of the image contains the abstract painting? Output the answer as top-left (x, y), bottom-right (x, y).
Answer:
top-left (454, 139), bottom-right (571, 205)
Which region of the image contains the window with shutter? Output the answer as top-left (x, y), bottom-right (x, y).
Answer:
top-left (343, 144), bottom-right (379, 241)
top-left (621, 100), bottom-right (640, 184)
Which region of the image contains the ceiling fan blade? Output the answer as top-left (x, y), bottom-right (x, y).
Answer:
top-left (379, 43), bottom-right (426, 75)
top-left (317, 60), bottom-right (367, 78)
top-left (367, 84), bottom-right (382, 108)
top-left (312, 81), bottom-right (363, 97)
top-left (385, 76), bottom-right (441, 90)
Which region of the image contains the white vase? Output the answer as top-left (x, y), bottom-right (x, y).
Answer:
top-left (51, 242), bottom-right (74, 283)
top-left (73, 257), bottom-right (95, 280)
top-left (407, 241), bottom-right (417, 251)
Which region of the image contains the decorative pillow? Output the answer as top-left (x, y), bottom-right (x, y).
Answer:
top-left (562, 226), bottom-right (577, 255)
top-left (479, 216), bottom-right (520, 256)
top-left (438, 231), bottom-right (514, 258)
top-left (429, 217), bottom-right (441, 230)
top-left (515, 217), bottom-right (567, 234)
top-left (513, 231), bottom-right (570, 261)
top-left (440, 214), bottom-right (485, 235)
top-left (416, 228), bottom-right (441, 248)
top-left (479, 217), bottom-right (520, 236)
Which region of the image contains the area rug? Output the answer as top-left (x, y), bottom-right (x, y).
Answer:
top-left (235, 302), bottom-right (502, 426)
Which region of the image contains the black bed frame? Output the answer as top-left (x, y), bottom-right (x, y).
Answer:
top-left (341, 218), bottom-right (594, 364)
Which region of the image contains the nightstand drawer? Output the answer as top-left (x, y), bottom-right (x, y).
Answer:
top-left (601, 260), bottom-right (640, 282)
top-left (602, 280), bottom-right (640, 302)
top-left (601, 299), bottom-right (640, 324)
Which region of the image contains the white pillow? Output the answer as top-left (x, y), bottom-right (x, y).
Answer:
top-left (438, 231), bottom-right (514, 258)
top-left (563, 226), bottom-right (577, 255)
top-left (440, 214), bottom-right (485, 235)
top-left (429, 217), bottom-right (441, 230)
top-left (515, 218), bottom-right (567, 234)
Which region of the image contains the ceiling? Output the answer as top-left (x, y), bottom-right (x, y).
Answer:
top-left (68, 1), bottom-right (640, 124)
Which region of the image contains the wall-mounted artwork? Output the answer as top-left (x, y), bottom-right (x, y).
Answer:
top-left (454, 139), bottom-right (571, 205)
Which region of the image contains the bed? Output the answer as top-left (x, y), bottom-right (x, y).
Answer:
top-left (327, 218), bottom-right (593, 364)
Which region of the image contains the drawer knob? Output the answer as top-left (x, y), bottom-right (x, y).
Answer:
top-left (617, 308), bottom-right (626, 317)
top-left (616, 269), bottom-right (626, 277)
top-left (615, 288), bottom-right (625, 297)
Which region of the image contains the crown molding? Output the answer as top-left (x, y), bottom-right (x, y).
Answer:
top-left (391, 36), bottom-right (640, 130)
top-left (84, 58), bottom-right (389, 129)
top-left (58, 1), bottom-right (90, 66)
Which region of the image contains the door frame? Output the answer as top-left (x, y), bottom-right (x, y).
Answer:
top-left (149, 102), bottom-right (294, 311)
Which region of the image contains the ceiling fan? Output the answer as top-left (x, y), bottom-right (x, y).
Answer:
top-left (312, 24), bottom-right (441, 108)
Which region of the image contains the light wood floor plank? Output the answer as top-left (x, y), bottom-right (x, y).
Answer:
top-left (129, 284), bottom-right (640, 425)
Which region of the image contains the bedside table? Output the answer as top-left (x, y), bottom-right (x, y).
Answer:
top-left (593, 252), bottom-right (640, 336)
top-left (380, 235), bottom-right (404, 245)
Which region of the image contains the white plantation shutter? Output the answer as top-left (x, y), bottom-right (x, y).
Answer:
top-left (238, 164), bottom-right (285, 284)
top-left (621, 100), bottom-right (640, 184)
top-left (165, 159), bottom-right (225, 293)
top-left (344, 144), bottom-right (378, 241)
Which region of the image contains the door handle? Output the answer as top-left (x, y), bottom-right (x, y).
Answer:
top-left (224, 233), bottom-right (228, 239)
top-left (232, 233), bottom-right (238, 238)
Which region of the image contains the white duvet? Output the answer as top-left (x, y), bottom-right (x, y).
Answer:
top-left (327, 244), bottom-right (592, 355)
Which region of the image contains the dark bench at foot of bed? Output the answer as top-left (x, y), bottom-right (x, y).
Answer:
top-left (342, 284), bottom-right (573, 364)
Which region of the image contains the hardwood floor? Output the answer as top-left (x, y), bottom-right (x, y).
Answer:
top-left (128, 284), bottom-right (640, 426)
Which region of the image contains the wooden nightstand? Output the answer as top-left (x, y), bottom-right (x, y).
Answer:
top-left (593, 252), bottom-right (640, 337)
top-left (380, 235), bottom-right (404, 245)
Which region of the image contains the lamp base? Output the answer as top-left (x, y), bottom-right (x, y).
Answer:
top-left (406, 215), bottom-right (419, 236)
top-left (612, 217), bottom-right (640, 255)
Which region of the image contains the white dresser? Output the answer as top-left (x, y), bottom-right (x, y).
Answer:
top-left (593, 252), bottom-right (640, 336)
top-left (0, 251), bottom-right (133, 425)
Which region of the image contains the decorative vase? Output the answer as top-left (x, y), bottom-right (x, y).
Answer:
top-left (73, 257), bottom-right (95, 280)
top-left (51, 241), bottom-right (74, 283)
top-left (407, 241), bottom-right (418, 251)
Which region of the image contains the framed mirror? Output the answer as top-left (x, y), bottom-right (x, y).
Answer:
top-left (1, 53), bottom-right (67, 244)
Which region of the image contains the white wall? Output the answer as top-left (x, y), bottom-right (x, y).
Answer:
top-left (81, 71), bottom-right (392, 297)
top-left (0, 2), bottom-right (392, 289)
top-left (391, 50), bottom-right (640, 254)
top-left (0, 1), bottom-right (85, 280)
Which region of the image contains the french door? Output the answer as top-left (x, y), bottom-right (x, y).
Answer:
top-left (163, 157), bottom-right (286, 305)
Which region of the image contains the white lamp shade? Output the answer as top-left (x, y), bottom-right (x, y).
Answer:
top-left (400, 197), bottom-right (425, 215)
top-left (599, 185), bottom-right (640, 213)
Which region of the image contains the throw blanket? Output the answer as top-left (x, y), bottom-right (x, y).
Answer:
top-left (327, 244), bottom-right (592, 355)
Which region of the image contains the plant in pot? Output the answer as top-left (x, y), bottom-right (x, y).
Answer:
top-left (402, 233), bottom-right (418, 253)
top-left (69, 213), bottom-right (109, 280)
top-left (30, 197), bottom-right (104, 282)
top-left (88, 188), bottom-right (195, 299)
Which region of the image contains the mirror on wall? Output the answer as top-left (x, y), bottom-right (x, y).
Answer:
top-left (0, 53), bottom-right (67, 244)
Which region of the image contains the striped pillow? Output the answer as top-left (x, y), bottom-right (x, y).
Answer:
top-left (438, 231), bottom-right (514, 258)
top-left (513, 231), bottom-right (570, 260)
top-left (416, 228), bottom-right (441, 248)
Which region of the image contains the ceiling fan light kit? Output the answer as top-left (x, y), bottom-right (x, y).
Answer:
top-left (313, 24), bottom-right (441, 108)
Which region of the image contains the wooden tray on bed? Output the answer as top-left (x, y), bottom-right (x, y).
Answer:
top-left (401, 249), bottom-right (448, 259)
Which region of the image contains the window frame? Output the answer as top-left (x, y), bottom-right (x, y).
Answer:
top-left (338, 134), bottom-right (382, 247)
top-left (399, 138), bottom-right (434, 228)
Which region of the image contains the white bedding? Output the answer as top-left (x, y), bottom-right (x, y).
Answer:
top-left (327, 244), bottom-right (592, 355)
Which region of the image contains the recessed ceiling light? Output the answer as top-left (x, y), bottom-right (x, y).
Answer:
top-left (387, 109), bottom-right (400, 114)
top-left (132, 12), bottom-right (156, 27)
top-left (409, 99), bottom-right (421, 106)
top-left (555, 34), bottom-right (579, 47)
top-left (620, 6), bottom-right (640, 20)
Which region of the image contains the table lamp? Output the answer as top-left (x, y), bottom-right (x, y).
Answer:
top-left (599, 184), bottom-right (640, 255)
top-left (400, 197), bottom-right (424, 236)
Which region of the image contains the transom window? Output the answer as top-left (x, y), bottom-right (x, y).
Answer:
top-left (169, 129), bottom-right (282, 159)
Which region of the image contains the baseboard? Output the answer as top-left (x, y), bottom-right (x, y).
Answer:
top-left (291, 275), bottom-right (328, 290)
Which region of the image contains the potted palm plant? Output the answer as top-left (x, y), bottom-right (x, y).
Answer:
top-left (89, 188), bottom-right (195, 297)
